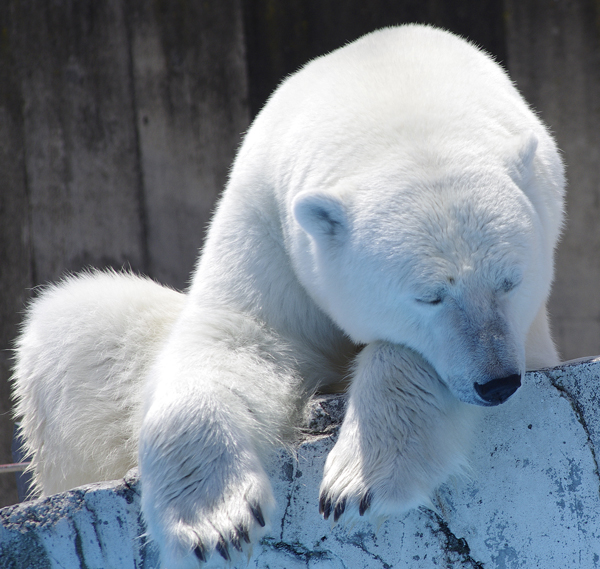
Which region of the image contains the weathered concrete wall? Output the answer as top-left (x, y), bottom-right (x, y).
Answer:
top-left (129, 0), bottom-right (249, 287)
top-left (504, 0), bottom-right (600, 367)
top-left (1, 359), bottom-right (599, 569)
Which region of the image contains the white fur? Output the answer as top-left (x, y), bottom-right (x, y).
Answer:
top-left (13, 270), bottom-right (186, 496)
top-left (12, 25), bottom-right (564, 568)
top-left (319, 343), bottom-right (480, 524)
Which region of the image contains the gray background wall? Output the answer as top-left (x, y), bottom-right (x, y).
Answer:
top-left (0, 0), bottom-right (598, 507)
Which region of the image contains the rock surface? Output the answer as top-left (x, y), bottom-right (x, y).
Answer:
top-left (1, 358), bottom-right (600, 568)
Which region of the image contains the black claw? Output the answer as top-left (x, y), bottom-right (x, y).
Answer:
top-left (324, 500), bottom-right (333, 520)
top-left (359, 490), bottom-right (373, 516)
top-left (231, 528), bottom-right (243, 552)
top-left (320, 495), bottom-right (333, 520)
top-left (194, 544), bottom-right (206, 562)
top-left (333, 497), bottom-right (346, 522)
top-left (318, 494), bottom-right (326, 515)
top-left (250, 504), bottom-right (265, 527)
top-left (238, 525), bottom-right (251, 544)
top-left (216, 536), bottom-right (230, 561)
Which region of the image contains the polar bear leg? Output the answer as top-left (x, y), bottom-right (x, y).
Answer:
top-left (319, 342), bottom-right (479, 525)
top-left (12, 271), bottom-right (185, 496)
top-left (139, 310), bottom-right (304, 567)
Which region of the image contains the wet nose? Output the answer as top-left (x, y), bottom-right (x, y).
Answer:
top-left (474, 374), bottom-right (521, 405)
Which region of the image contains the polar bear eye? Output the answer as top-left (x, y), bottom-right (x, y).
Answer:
top-left (500, 279), bottom-right (518, 293)
top-left (416, 296), bottom-right (443, 306)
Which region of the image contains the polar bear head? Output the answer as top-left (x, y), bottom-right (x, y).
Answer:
top-left (244, 26), bottom-right (564, 407)
top-left (290, 134), bottom-right (557, 407)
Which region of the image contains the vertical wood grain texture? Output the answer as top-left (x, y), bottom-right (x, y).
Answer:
top-left (13, 0), bottom-right (147, 285)
top-left (129, 0), bottom-right (249, 289)
top-left (0, 0), bottom-right (31, 508)
top-left (504, 0), bottom-right (600, 360)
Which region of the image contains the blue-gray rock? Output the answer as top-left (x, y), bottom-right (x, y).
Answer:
top-left (1, 358), bottom-right (599, 568)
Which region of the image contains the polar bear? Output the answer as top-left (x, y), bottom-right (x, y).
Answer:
top-left (12, 24), bottom-right (564, 568)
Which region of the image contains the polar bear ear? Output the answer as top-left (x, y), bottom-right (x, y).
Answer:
top-left (508, 132), bottom-right (538, 184)
top-left (292, 191), bottom-right (348, 241)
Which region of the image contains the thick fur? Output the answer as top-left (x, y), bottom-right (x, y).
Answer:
top-left (13, 271), bottom-right (186, 496)
top-left (12, 25), bottom-right (564, 568)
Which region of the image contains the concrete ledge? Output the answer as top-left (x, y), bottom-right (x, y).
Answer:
top-left (1, 359), bottom-right (600, 568)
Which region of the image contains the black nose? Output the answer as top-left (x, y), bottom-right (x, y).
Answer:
top-left (474, 374), bottom-right (521, 405)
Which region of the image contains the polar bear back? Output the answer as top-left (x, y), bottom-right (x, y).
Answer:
top-left (196, 26), bottom-right (564, 342)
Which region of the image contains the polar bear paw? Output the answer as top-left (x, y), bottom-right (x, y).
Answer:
top-left (318, 342), bottom-right (476, 527)
top-left (318, 425), bottom-right (437, 528)
top-left (142, 461), bottom-right (275, 568)
top-left (318, 401), bottom-right (472, 527)
top-left (139, 393), bottom-right (277, 568)
top-left (317, 425), bottom-right (409, 528)
top-left (318, 461), bottom-right (373, 524)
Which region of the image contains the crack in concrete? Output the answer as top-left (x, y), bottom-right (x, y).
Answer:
top-left (279, 488), bottom-right (294, 541)
top-left (547, 374), bottom-right (600, 497)
top-left (261, 537), bottom-right (337, 567)
top-left (425, 510), bottom-right (485, 569)
top-left (73, 523), bottom-right (91, 569)
top-left (347, 532), bottom-right (393, 569)
top-left (278, 457), bottom-right (296, 540)
top-left (75, 501), bottom-right (104, 567)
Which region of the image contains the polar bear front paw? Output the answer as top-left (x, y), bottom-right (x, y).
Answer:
top-left (318, 421), bottom-right (405, 527)
top-left (318, 412), bottom-right (444, 527)
top-left (318, 342), bottom-right (476, 527)
top-left (183, 493), bottom-right (270, 565)
top-left (139, 394), bottom-right (277, 568)
top-left (142, 457), bottom-right (275, 568)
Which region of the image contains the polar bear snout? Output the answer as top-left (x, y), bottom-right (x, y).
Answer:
top-left (474, 373), bottom-right (521, 406)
